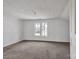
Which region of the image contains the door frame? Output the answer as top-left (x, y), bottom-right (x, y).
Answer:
top-left (70, 0), bottom-right (76, 59)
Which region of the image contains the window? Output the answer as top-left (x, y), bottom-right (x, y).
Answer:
top-left (41, 22), bottom-right (47, 36)
top-left (34, 23), bottom-right (40, 36)
top-left (34, 22), bottom-right (48, 37)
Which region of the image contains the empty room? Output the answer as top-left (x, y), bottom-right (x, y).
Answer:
top-left (3, 0), bottom-right (75, 59)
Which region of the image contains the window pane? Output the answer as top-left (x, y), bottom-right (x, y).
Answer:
top-left (41, 22), bottom-right (45, 36)
top-left (34, 23), bottom-right (40, 36)
top-left (45, 22), bottom-right (47, 36)
top-left (41, 22), bottom-right (48, 37)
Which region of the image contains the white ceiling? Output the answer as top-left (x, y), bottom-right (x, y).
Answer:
top-left (3, 0), bottom-right (70, 20)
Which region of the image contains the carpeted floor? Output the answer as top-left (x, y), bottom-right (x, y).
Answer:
top-left (3, 41), bottom-right (70, 59)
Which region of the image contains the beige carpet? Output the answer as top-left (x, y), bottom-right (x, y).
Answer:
top-left (4, 41), bottom-right (70, 59)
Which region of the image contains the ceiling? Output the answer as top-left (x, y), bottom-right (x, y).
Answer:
top-left (3, 0), bottom-right (70, 20)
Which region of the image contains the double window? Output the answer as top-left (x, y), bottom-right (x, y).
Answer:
top-left (34, 22), bottom-right (48, 37)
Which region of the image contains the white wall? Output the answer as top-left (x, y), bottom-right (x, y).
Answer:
top-left (3, 13), bottom-right (70, 47)
top-left (23, 18), bottom-right (70, 42)
top-left (3, 12), bottom-right (23, 47)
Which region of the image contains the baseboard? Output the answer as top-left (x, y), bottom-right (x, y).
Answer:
top-left (3, 40), bottom-right (23, 52)
top-left (3, 40), bottom-right (70, 52)
top-left (23, 39), bottom-right (70, 43)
